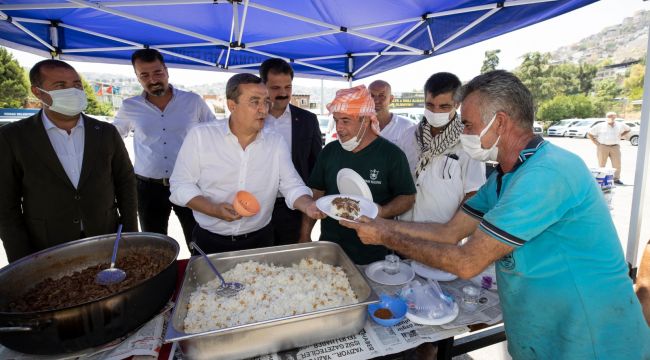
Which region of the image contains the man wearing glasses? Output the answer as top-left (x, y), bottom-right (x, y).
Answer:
top-left (113, 49), bottom-right (216, 247)
top-left (169, 73), bottom-right (324, 254)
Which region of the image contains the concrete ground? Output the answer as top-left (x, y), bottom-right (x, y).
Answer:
top-left (0, 136), bottom-right (646, 360)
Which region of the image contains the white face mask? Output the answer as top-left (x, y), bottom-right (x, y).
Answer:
top-left (424, 108), bottom-right (452, 127)
top-left (339, 118), bottom-right (368, 152)
top-left (38, 87), bottom-right (88, 116)
top-left (460, 113), bottom-right (500, 161)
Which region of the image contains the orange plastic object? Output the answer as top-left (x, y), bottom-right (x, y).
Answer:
top-left (233, 191), bottom-right (260, 217)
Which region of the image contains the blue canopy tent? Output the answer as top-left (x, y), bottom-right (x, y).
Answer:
top-left (0, 0), bottom-right (598, 81)
top-left (0, 0), bottom-right (648, 270)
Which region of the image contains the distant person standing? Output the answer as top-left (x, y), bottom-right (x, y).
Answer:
top-left (113, 49), bottom-right (216, 245)
top-left (587, 111), bottom-right (630, 185)
top-left (259, 58), bottom-right (322, 245)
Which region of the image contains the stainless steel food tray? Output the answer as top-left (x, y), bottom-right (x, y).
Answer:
top-left (165, 241), bottom-right (378, 360)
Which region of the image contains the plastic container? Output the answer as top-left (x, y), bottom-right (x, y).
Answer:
top-left (590, 167), bottom-right (615, 191)
top-left (367, 294), bottom-right (407, 327)
top-left (233, 190), bottom-right (260, 217)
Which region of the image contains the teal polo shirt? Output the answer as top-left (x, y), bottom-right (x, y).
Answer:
top-left (462, 136), bottom-right (650, 359)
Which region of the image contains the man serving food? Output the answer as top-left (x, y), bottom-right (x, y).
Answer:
top-left (341, 71), bottom-right (650, 359)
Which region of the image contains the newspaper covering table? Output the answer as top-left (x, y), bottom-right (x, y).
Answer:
top-left (0, 265), bottom-right (502, 360)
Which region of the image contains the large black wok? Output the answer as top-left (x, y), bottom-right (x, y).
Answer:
top-left (0, 232), bottom-right (179, 355)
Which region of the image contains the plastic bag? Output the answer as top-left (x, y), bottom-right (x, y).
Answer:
top-left (399, 279), bottom-right (455, 319)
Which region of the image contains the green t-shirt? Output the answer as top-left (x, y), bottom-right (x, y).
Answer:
top-left (308, 137), bottom-right (416, 264)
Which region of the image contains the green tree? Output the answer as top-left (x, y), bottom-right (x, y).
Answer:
top-left (577, 63), bottom-right (598, 95)
top-left (82, 78), bottom-right (113, 116)
top-left (537, 94), bottom-right (598, 123)
top-left (623, 63), bottom-right (644, 100)
top-left (481, 49), bottom-right (500, 74)
top-left (514, 52), bottom-right (558, 106)
top-left (0, 47), bottom-right (29, 108)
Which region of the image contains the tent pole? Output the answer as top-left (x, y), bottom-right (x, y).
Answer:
top-left (353, 20), bottom-right (424, 77)
top-left (237, 0), bottom-right (249, 45)
top-left (435, 8), bottom-right (500, 51)
top-left (625, 26), bottom-right (650, 270)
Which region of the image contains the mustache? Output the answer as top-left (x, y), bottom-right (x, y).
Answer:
top-left (274, 95), bottom-right (289, 101)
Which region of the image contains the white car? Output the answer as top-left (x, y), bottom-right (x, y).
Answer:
top-left (547, 119), bottom-right (579, 137)
top-left (533, 121), bottom-right (544, 136)
top-left (622, 121), bottom-right (641, 146)
top-left (392, 107), bottom-right (423, 123)
top-left (564, 118), bottom-right (603, 138)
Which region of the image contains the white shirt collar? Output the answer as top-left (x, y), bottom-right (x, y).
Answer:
top-left (42, 111), bottom-right (84, 131)
top-left (269, 104), bottom-right (291, 120)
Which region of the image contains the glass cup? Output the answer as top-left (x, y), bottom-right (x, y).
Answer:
top-left (461, 285), bottom-right (481, 312)
top-left (383, 254), bottom-right (400, 275)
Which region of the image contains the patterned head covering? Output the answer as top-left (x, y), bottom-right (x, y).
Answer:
top-left (326, 85), bottom-right (380, 135)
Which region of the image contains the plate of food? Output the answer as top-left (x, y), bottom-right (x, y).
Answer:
top-left (316, 194), bottom-right (378, 222)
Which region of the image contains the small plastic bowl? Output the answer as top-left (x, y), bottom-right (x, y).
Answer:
top-left (232, 190), bottom-right (260, 217)
top-left (368, 294), bottom-right (407, 327)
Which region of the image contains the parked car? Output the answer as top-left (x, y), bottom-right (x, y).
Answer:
top-left (533, 121), bottom-right (544, 136)
top-left (392, 107), bottom-right (423, 123)
top-left (316, 115), bottom-right (331, 144)
top-left (564, 118), bottom-right (603, 138)
top-left (622, 121), bottom-right (641, 146)
top-left (547, 119), bottom-right (579, 137)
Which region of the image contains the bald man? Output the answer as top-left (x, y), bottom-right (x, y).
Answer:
top-left (368, 80), bottom-right (415, 153)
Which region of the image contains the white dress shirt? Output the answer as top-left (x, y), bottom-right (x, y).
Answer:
top-left (399, 142), bottom-right (485, 223)
top-left (112, 85), bottom-right (216, 179)
top-left (42, 112), bottom-right (85, 189)
top-left (169, 120), bottom-right (312, 236)
top-left (588, 121), bottom-right (630, 145)
top-left (264, 105), bottom-right (292, 149)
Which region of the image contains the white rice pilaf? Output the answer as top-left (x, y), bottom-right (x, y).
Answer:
top-left (183, 258), bottom-right (357, 333)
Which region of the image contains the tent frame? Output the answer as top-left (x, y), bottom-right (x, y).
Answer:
top-left (0, 0), bottom-right (562, 80)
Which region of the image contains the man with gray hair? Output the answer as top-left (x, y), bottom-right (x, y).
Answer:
top-left (169, 73), bottom-right (324, 255)
top-left (587, 111), bottom-right (630, 185)
top-left (342, 70), bottom-right (649, 358)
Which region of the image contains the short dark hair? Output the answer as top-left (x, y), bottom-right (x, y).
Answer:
top-left (424, 72), bottom-right (461, 99)
top-left (29, 59), bottom-right (77, 87)
top-left (259, 58), bottom-right (294, 83)
top-left (131, 48), bottom-right (165, 66)
top-left (456, 70), bottom-right (534, 129)
top-left (226, 73), bottom-right (263, 101)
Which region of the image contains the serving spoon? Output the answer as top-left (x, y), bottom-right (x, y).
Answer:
top-left (190, 241), bottom-right (244, 297)
top-left (95, 224), bottom-right (127, 286)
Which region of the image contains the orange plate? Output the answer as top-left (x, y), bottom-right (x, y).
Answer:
top-left (233, 191), bottom-right (260, 217)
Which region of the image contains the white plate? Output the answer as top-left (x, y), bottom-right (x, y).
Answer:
top-left (405, 302), bottom-right (459, 326)
top-left (337, 168), bottom-right (373, 201)
top-left (411, 261), bottom-right (458, 282)
top-left (365, 261), bottom-right (415, 286)
top-left (316, 194), bottom-right (378, 222)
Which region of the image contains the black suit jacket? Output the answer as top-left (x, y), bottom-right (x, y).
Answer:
top-left (288, 104), bottom-right (322, 183)
top-left (0, 112), bottom-right (137, 263)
